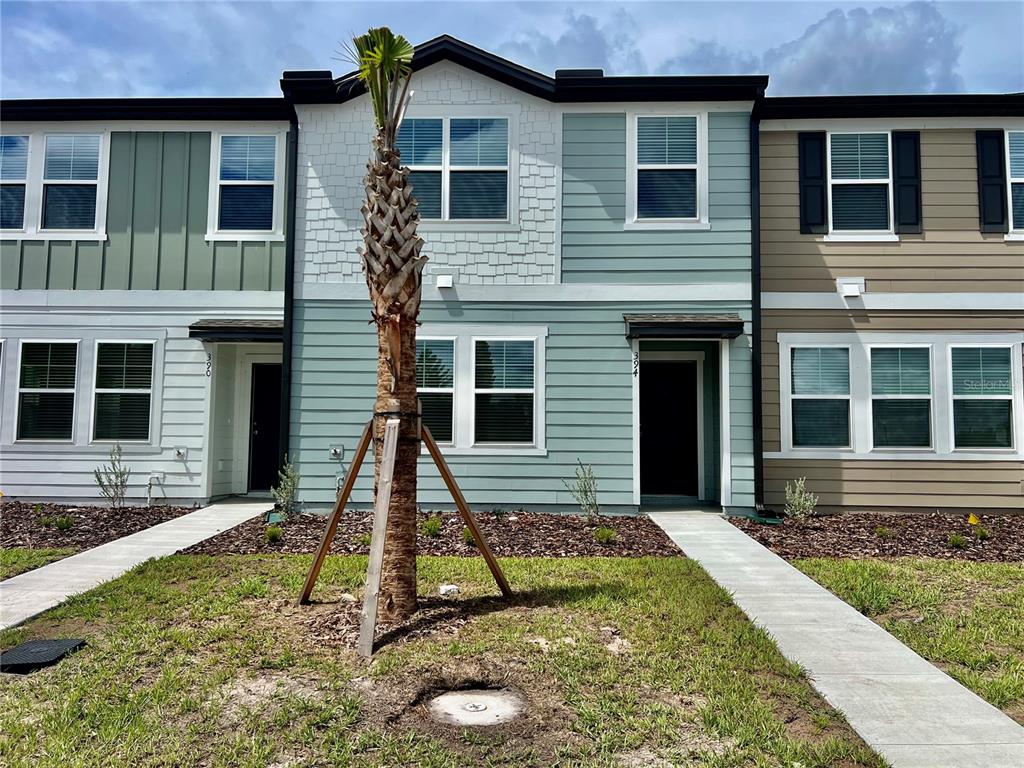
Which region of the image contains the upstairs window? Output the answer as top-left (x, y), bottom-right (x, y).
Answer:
top-left (870, 347), bottom-right (931, 448)
top-left (416, 338), bottom-right (455, 443)
top-left (1009, 131), bottom-right (1024, 232)
top-left (951, 347), bottom-right (1014, 449)
top-left (790, 347), bottom-right (851, 448)
top-left (42, 134), bottom-right (101, 231)
top-left (17, 342), bottom-right (78, 441)
top-left (216, 135), bottom-right (277, 231)
top-left (397, 117), bottom-right (509, 221)
top-left (635, 116), bottom-right (699, 220)
top-left (93, 342), bottom-right (154, 442)
top-left (828, 132), bottom-right (892, 233)
top-left (0, 135), bottom-right (29, 230)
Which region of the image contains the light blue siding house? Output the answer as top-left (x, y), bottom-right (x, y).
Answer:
top-left (282, 36), bottom-right (765, 513)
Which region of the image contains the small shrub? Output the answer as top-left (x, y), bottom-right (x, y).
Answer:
top-left (948, 533), bottom-right (968, 549)
top-left (489, 508), bottom-right (508, 519)
top-left (33, 502), bottom-right (42, 516)
top-left (40, 514), bottom-right (74, 531)
top-left (784, 477), bottom-right (818, 519)
top-left (94, 443), bottom-right (130, 509)
top-left (270, 454), bottom-right (300, 521)
top-left (232, 576), bottom-right (269, 599)
top-left (874, 525), bottom-right (894, 540)
top-left (463, 526), bottom-right (477, 547)
top-left (594, 526), bottom-right (618, 545)
top-left (973, 526), bottom-right (990, 542)
top-left (420, 515), bottom-right (442, 538)
top-left (562, 459), bottom-right (599, 517)
top-left (356, 532), bottom-right (372, 548)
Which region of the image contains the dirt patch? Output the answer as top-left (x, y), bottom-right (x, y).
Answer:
top-left (1, 501), bottom-right (194, 553)
top-left (731, 512), bottom-right (1024, 562)
top-left (182, 509), bottom-right (682, 559)
top-left (219, 672), bottom-right (322, 725)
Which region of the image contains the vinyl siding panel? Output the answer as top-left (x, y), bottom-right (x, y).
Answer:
top-left (760, 129), bottom-right (1024, 292)
top-left (561, 111), bottom-right (752, 284)
top-left (0, 131), bottom-right (285, 291)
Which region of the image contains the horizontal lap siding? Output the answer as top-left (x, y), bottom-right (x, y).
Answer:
top-left (561, 112), bottom-right (752, 284)
top-left (0, 132), bottom-right (284, 291)
top-left (291, 299), bottom-right (754, 509)
top-left (761, 309), bottom-right (1024, 511)
top-left (760, 130), bottom-right (1024, 293)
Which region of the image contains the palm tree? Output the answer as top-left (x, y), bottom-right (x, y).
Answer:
top-left (347, 28), bottom-right (425, 621)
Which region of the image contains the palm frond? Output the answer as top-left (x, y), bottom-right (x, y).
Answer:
top-left (345, 27), bottom-right (415, 143)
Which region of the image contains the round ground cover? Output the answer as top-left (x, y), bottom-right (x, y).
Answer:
top-left (731, 512), bottom-right (1024, 561)
top-left (181, 510), bottom-right (681, 558)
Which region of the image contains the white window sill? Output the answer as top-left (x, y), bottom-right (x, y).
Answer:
top-left (2, 232), bottom-right (108, 242)
top-left (823, 233), bottom-right (899, 243)
top-left (623, 219), bottom-right (711, 232)
top-left (1005, 233), bottom-right (1024, 242)
top-left (422, 445), bottom-right (547, 457)
top-left (418, 221), bottom-right (519, 234)
top-left (769, 449), bottom-right (1023, 461)
top-left (205, 232), bottom-right (285, 243)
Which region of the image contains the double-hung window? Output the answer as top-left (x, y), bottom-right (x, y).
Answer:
top-left (474, 339), bottom-right (535, 444)
top-left (0, 135), bottom-right (29, 230)
top-left (870, 347), bottom-right (931, 448)
top-left (216, 135), bottom-right (276, 231)
top-left (790, 347), bottom-right (851, 448)
top-left (17, 342), bottom-right (78, 441)
top-left (416, 338), bottom-right (455, 443)
top-left (397, 117), bottom-right (510, 221)
top-left (635, 116), bottom-right (699, 221)
top-left (951, 347), bottom-right (1014, 449)
top-left (828, 132), bottom-right (892, 234)
top-left (42, 134), bottom-right (102, 231)
top-left (1008, 131), bottom-right (1024, 233)
top-left (93, 342), bottom-right (154, 442)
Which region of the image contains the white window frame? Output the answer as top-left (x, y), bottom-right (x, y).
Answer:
top-left (90, 339), bottom-right (156, 444)
top-left (775, 332), bottom-right (1024, 460)
top-left (948, 343), bottom-right (1017, 453)
top-left (1006, 130), bottom-right (1024, 237)
top-left (418, 324), bottom-right (546, 456)
top-left (786, 343), bottom-right (853, 451)
top-left (0, 134), bottom-right (30, 233)
top-left (867, 344), bottom-right (934, 451)
top-left (206, 130), bottom-right (287, 242)
top-left (625, 110), bottom-right (709, 230)
top-left (15, 339), bottom-right (80, 444)
top-left (824, 130), bottom-right (897, 242)
top-left (402, 115), bottom-right (513, 225)
top-left (416, 335), bottom-right (457, 446)
top-left (0, 130), bottom-right (110, 241)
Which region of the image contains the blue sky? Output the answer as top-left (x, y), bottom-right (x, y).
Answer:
top-left (1, 1), bottom-right (1021, 98)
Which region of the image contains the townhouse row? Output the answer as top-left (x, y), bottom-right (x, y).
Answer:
top-left (1, 36), bottom-right (1021, 513)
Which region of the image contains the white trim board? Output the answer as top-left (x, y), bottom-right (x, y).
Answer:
top-left (761, 117), bottom-right (1024, 132)
top-left (0, 290), bottom-right (284, 312)
top-left (298, 282), bottom-right (752, 303)
top-left (762, 292), bottom-right (1024, 311)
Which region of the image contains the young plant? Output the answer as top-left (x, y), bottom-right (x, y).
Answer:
top-left (973, 526), bottom-right (991, 542)
top-left (40, 515), bottom-right (74, 531)
top-left (784, 477), bottom-right (817, 519)
top-left (270, 454), bottom-right (300, 521)
top-left (562, 459), bottom-right (599, 517)
top-left (594, 526), bottom-right (618, 545)
top-left (420, 515), bottom-right (442, 538)
top-left (948, 533), bottom-right (968, 549)
top-left (356, 532), bottom-right (372, 548)
top-left (94, 443), bottom-right (130, 509)
top-left (462, 526), bottom-right (477, 547)
top-left (875, 525), bottom-right (894, 540)
top-left (265, 525), bottom-right (283, 544)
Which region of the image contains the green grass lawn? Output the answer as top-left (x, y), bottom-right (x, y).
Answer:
top-left (0, 547), bottom-right (76, 579)
top-left (0, 554), bottom-right (883, 768)
top-left (796, 558), bottom-right (1024, 724)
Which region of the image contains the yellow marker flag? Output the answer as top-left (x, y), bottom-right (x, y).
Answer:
top-left (968, 513), bottom-right (980, 526)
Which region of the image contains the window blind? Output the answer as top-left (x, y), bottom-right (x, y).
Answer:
top-left (44, 135), bottom-right (100, 181)
top-left (951, 347), bottom-right (1013, 449)
top-left (830, 133), bottom-right (890, 231)
top-left (475, 340), bottom-right (534, 444)
top-left (0, 135), bottom-right (28, 228)
top-left (42, 134), bottom-right (100, 230)
top-left (636, 116), bottom-right (698, 219)
top-left (43, 185), bottom-right (97, 230)
top-left (94, 343), bottom-right (153, 441)
top-left (951, 348), bottom-right (1011, 395)
top-left (417, 339), bottom-right (454, 443)
top-left (637, 170), bottom-right (697, 219)
top-left (1010, 132), bottom-right (1024, 230)
top-left (1, 185), bottom-right (25, 229)
top-left (396, 119), bottom-right (442, 165)
top-left (791, 347), bottom-right (850, 448)
top-left (219, 186), bottom-right (273, 230)
top-left (792, 347), bottom-right (850, 395)
top-left (871, 348), bottom-right (930, 395)
top-left (408, 171), bottom-right (441, 219)
top-left (18, 342), bottom-right (77, 440)
top-left (637, 117), bottom-right (697, 164)
top-left (218, 136), bottom-right (275, 231)
top-left (449, 171), bottom-right (507, 219)
top-left (871, 348), bottom-right (931, 448)
top-left (450, 119), bottom-right (508, 166)
top-left (830, 134), bottom-right (888, 179)
top-left (220, 136), bottom-right (275, 181)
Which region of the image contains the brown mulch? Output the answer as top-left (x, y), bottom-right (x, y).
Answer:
top-left (730, 513), bottom-right (1024, 562)
top-left (182, 510), bottom-right (682, 558)
top-left (1, 500), bottom-right (195, 551)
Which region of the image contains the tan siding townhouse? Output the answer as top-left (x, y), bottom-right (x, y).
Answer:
top-left (755, 95), bottom-right (1024, 513)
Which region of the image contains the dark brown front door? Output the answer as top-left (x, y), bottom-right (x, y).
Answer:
top-left (248, 363), bottom-right (282, 492)
top-left (640, 360), bottom-right (699, 497)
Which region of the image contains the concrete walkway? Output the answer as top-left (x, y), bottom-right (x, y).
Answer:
top-left (649, 510), bottom-right (1024, 768)
top-left (1, 500), bottom-right (270, 630)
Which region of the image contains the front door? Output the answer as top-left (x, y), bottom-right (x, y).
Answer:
top-left (640, 360), bottom-right (699, 497)
top-left (248, 363), bottom-right (282, 491)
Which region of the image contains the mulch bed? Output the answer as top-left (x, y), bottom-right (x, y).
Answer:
top-left (182, 510), bottom-right (681, 558)
top-left (731, 513), bottom-right (1024, 562)
top-left (1, 501), bottom-right (195, 552)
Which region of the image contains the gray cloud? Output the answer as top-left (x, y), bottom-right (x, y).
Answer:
top-left (657, 41), bottom-right (760, 76)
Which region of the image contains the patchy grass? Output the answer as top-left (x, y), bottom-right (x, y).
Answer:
top-left (796, 557), bottom-right (1024, 723)
top-left (0, 555), bottom-right (884, 768)
top-left (0, 547), bottom-right (76, 579)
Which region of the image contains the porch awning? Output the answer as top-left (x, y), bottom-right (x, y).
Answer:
top-left (623, 313), bottom-right (744, 340)
top-left (188, 319), bottom-right (283, 343)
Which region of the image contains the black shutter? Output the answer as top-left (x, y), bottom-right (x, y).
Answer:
top-left (798, 132), bottom-right (827, 234)
top-left (976, 130), bottom-right (1008, 234)
top-left (892, 131), bottom-right (922, 234)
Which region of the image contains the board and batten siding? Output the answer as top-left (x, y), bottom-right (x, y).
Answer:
top-left (760, 129), bottom-right (1024, 293)
top-left (290, 299), bottom-right (754, 510)
top-left (761, 309), bottom-right (1024, 511)
top-left (0, 132), bottom-right (285, 292)
top-left (561, 111), bottom-right (752, 284)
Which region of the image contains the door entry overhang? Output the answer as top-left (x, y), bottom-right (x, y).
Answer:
top-left (623, 313), bottom-right (744, 340)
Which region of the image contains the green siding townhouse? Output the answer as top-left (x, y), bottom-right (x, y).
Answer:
top-left (281, 37), bottom-right (765, 513)
top-left (0, 99), bottom-right (295, 503)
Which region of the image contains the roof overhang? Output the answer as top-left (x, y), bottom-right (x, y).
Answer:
top-left (758, 93), bottom-right (1024, 120)
top-left (0, 97), bottom-right (296, 123)
top-left (624, 313), bottom-right (745, 340)
top-left (189, 319), bottom-right (283, 343)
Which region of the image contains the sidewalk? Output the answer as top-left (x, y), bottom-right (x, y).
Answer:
top-left (1, 500), bottom-right (270, 630)
top-left (649, 510), bottom-right (1024, 768)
